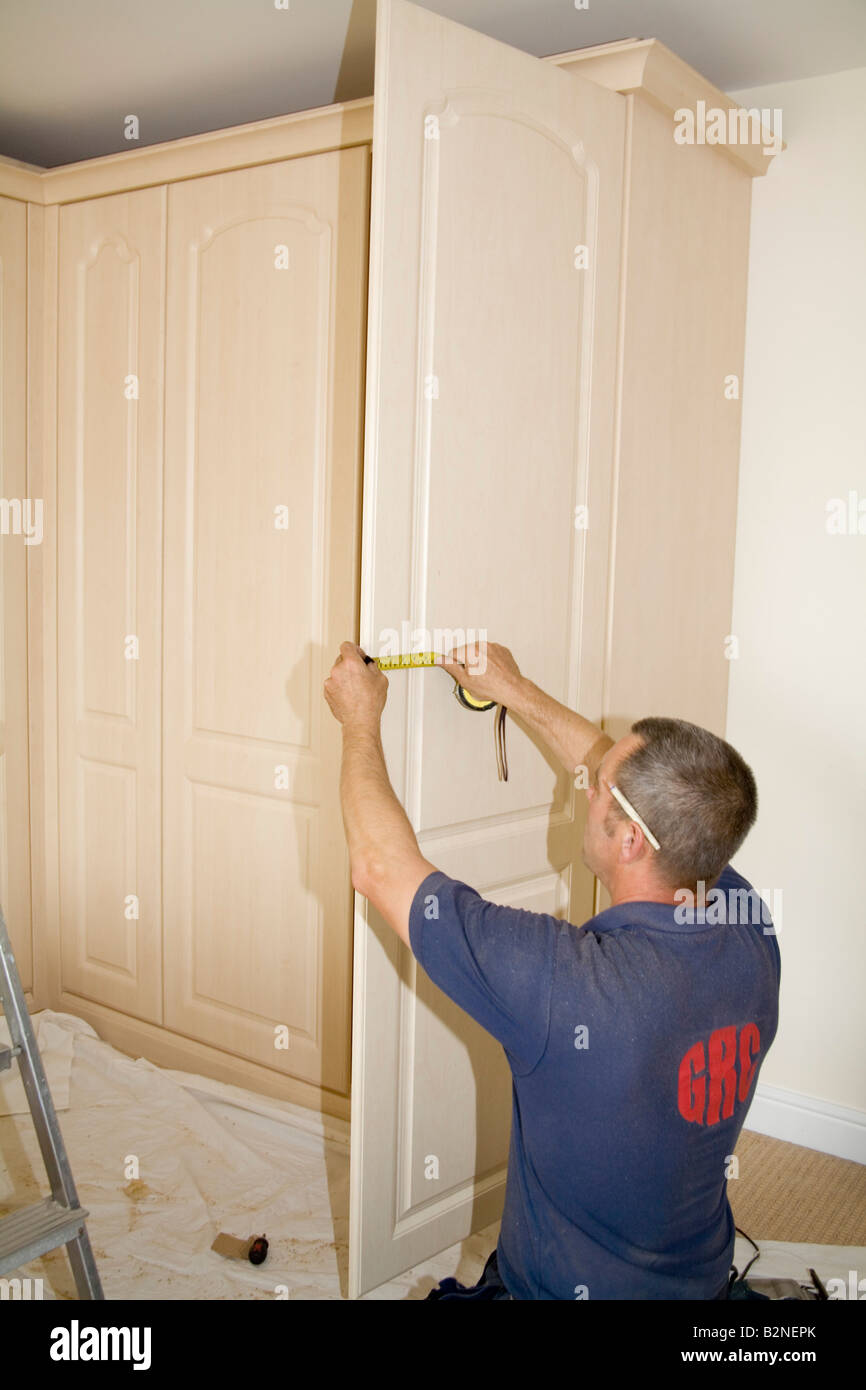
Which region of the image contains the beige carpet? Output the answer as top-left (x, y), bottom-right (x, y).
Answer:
top-left (729, 1130), bottom-right (866, 1245)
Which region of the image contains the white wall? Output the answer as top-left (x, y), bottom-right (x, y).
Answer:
top-left (726, 67), bottom-right (866, 1158)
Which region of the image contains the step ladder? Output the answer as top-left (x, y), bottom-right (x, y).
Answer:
top-left (0, 908), bottom-right (103, 1298)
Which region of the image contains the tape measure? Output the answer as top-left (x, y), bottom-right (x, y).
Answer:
top-left (362, 650), bottom-right (508, 778)
top-left (363, 651), bottom-right (496, 710)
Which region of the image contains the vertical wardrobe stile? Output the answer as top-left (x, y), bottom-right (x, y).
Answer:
top-left (0, 195), bottom-right (33, 990)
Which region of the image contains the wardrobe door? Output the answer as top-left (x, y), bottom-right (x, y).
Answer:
top-left (350, 0), bottom-right (624, 1294)
top-left (0, 195), bottom-right (32, 987)
top-left (56, 188), bottom-right (165, 1021)
top-left (162, 148), bottom-right (368, 1096)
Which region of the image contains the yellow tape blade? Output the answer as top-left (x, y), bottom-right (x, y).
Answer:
top-left (374, 651), bottom-right (440, 670)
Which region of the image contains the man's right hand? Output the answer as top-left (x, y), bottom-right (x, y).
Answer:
top-left (437, 640), bottom-right (523, 707)
top-left (439, 640), bottom-right (608, 778)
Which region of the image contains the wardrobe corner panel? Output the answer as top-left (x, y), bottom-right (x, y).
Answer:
top-left (604, 93), bottom-right (753, 741)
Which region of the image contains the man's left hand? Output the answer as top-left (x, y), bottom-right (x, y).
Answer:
top-left (324, 641), bottom-right (388, 728)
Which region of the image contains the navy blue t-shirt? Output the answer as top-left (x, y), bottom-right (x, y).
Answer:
top-left (409, 863), bottom-right (780, 1300)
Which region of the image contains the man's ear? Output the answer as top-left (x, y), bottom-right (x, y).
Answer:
top-left (618, 825), bottom-right (642, 864)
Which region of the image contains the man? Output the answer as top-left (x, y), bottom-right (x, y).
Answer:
top-left (324, 639), bottom-right (780, 1300)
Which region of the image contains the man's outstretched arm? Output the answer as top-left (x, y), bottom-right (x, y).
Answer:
top-left (324, 642), bottom-right (437, 947)
top-left (439, 641), bottom-right (613, 783)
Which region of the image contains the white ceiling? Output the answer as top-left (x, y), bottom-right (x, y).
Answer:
top-left (2, 0), bottom-right (865, 168)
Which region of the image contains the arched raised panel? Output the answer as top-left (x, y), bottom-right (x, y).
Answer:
top-left (188, 212), bottom-right (331, 751)
top-left (76, 237), bottom-right (141, 724)
top-left (162, 149), bottom-right (369, 1096)
top-left (410, 95), bottom-right (600, 837)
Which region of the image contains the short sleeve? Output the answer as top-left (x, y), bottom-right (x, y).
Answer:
top-left (409, 870), bottom-right (560, 1074)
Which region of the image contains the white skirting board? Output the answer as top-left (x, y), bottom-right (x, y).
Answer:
top-left (744, 1084), bottom-right (866, 1164)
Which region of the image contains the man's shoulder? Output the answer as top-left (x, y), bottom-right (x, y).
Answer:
top-left (711, 863), bottom-right (776, 924)
top-left (711, 863), bottom-right (781, 974)
top-left (714, 862), bottom-right (753, 892)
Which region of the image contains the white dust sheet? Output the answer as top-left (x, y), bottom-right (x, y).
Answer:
top-left (0, 1012), bottom-right (862, 1300)
top-left (0, 1010), bottom-right (495, 1300)
top-left (0, 1013), bottom-right (74, 1115)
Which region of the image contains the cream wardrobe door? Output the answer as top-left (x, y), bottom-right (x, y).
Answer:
top-left (0, 195), bottom-right (32, 988)
top-left (56, 187), bottom-right (165, 1021)
top-left (350, 0), bottom-right (624, 1295)
top-left (162, 148), bottom-right (369, 1095)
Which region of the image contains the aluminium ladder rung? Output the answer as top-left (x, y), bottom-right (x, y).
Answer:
top-left (0, 906), bottom-right (104, 1297)
top-left (0, 1196), bottom-right (90, 1277)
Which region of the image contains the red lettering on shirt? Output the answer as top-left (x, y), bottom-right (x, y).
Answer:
top-left (677, 1042), bottom-right (706, 1124)
top-left (677, 1023), bottom-right (762, 1126)
top-left (707, 1025), bottom-right (737, 1124)
top-left (738, 1022), bottom-right (761, 1102)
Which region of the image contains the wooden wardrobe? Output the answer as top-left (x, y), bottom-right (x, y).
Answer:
top-left (0, 0), bottom-right (778, 1296)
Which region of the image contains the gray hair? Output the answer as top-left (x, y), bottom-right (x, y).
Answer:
top-left (606, 717), bottom-right (758, 891)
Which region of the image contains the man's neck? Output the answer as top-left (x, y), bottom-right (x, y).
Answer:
top-left (607, 879), bottom-right (679, 908)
